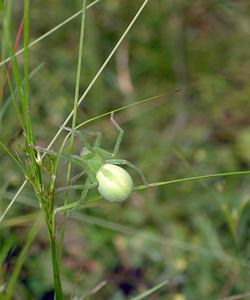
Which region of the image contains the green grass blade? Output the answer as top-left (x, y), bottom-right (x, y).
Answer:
top-left (0, 62), bottom-right (44, 122)
top-left (0, 0), bottom-right (13, 126)
top-left (0, 0), bottom-right (102, 68)
top-left (130, 280), bottom-right (168, 300)
top-left (0, 141), bottom-right (27, 174)
top-left (0, 0), bottom-right (13, 84)
top-left (134, 170), bottom-right (250, 191)
top-left (7, 72), bottom-right (26, 131)
top-left (23, 0), bottom-right (33, 143)
top-left (8, 39), bottom-right (29, 137)
top-left (0, 181), bottom-right (27, 224)
top-left (49, 233), bottom-right (64, 300)
top-left (71, 0), bottom-right (87, 129)
top-left (59, 0), bottom-right (87, 261)
top-left (75, 90), bottom-right (180, 130)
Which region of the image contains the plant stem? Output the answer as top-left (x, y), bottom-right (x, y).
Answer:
top-left (48, 216), bottom-right (64, 300)
top-left (59, 0), bottom-right (87, 262)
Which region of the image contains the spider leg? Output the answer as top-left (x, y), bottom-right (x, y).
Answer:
top-left (55, 172), bottom-right (93, 193)
top-left (60, 126), bottom-right (102, 149)
top-left (92, 131), bottom-right (102, 148)
top-left (78, 175), bottom-right (98, 205)
top-left (30, 144), bottom-right (58, 157)
top-left (56, 176), bottom-right (98, 204)
top-left (110, 111), bottom-right (124, 157)
top-left (106, 159), bottom-right (148, 185)
top-left (70, 170), bottom-right (86, 183)
top-left (55, 184), bottom-right (89, 193)
top-left (30, 144), bottom-right (82, 165)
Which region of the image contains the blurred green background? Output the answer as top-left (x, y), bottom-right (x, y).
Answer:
top-left (1, 0), bottom-right (250, 299)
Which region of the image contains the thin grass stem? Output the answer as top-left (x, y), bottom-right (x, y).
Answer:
top-left (23, 0), bottom-right (33, 143)
top-left (134, 170), bottom-right (250, 191)
top-left (48, 223), bottom-right (64, 300)
top-left (59, 0), bottom-right (87, 262)
top-left (130, 280), bottom-right (168, 300)
top-left (0, 0), bottom-right (103, 68)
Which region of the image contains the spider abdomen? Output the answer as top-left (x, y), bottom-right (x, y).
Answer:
top-left (96, 163), bottom-right (133, 202)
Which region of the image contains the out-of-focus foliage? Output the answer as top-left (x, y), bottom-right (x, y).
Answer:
top-left (1, 0), bottom-right (250, 299)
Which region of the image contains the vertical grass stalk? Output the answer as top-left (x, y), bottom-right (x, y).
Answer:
top-left (49, 214), bottom-right (64, 300)
top-left (59, 0), bottom-right (87, 261)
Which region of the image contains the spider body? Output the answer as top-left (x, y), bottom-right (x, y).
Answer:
top-left (77, 144), bottom-right (135, 202)
top-left (35, 112), bottom-right (146, 204)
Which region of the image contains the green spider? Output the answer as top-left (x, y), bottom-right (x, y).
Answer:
top-left (34, 112), bottom-right (147, 204)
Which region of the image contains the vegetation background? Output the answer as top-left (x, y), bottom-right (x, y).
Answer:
top-left (1, 0), bottom-right (250, 299)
